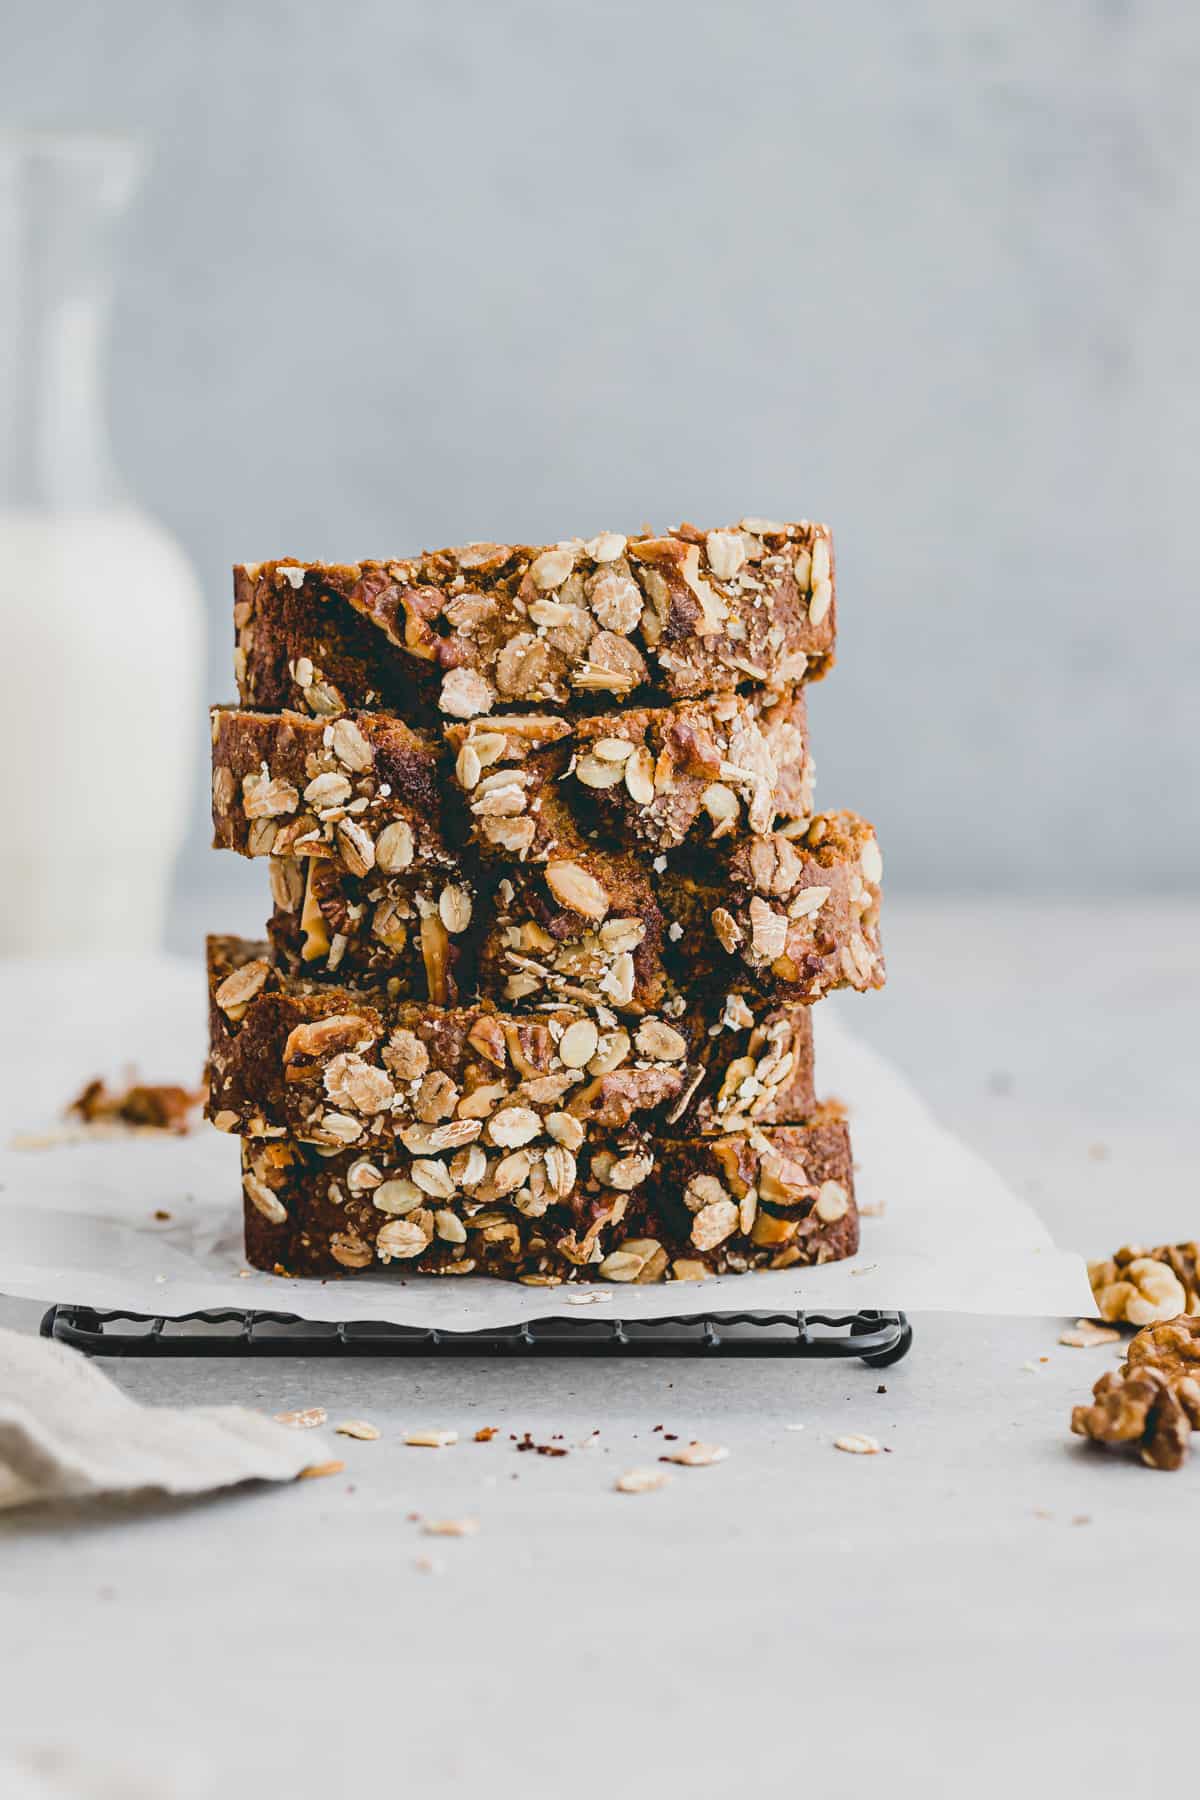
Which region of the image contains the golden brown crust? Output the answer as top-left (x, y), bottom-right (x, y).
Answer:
top-left (239, 1118), bottom-right (857, 1281)
top-left (234, 521), bottom-right (834, 721)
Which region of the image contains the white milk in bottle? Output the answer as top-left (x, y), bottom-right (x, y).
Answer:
top-left (0, 134), bottom-right (203, 952)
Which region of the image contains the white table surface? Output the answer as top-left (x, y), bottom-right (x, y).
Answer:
top-left (1, 899), bottom-right (1195, 1800)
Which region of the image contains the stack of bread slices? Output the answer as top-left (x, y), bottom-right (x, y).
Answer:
top-left (206, 519), bottom-right (884, 1285)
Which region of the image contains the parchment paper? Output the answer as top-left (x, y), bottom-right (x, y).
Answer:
top-left (0, 953), bottom-right (1092, 1325)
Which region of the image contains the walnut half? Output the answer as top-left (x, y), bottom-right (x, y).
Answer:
top-left (1089, 1241), bottom-right (1199, 1325)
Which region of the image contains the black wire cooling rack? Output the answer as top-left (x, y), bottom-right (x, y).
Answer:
top-left (39, 1304), bottom-right (912, 1365)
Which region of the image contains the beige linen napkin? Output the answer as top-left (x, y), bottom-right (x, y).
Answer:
top-left (0, 1326), bottom-right (321, 1508)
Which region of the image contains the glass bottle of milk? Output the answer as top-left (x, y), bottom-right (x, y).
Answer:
top-left (0, 132), bottom-right (204, 954)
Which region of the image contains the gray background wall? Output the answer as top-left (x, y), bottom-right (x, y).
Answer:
top-left (5, 0), bottom-right (1198, 933)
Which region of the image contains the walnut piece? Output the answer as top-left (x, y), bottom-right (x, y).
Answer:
top-left (1125, 1315), bottom-right (1200, 1384)
top-left (67, 1076), bottom-right (201, 1134)
top-left (282, 1014), bottom-right (376, 1074)
top-left (1071, 1315), bottom-right (1200, 1471)
top-left (1089, 1241), bottom-right (1199, 1324)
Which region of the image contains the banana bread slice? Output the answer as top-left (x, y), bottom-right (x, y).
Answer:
top-left (260, 809), bottom-right (882, 1012)
top-left (234, 519), bottom-right (834, 721)
top-left (212, 688), bottom-right (812, 877)
top-left (205, 936), bottom-right (817, 1146)
top-left (239, 1115), bottom-right (856, 1281)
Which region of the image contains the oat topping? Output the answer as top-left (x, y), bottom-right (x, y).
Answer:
top-left (659, 1441), bottom-right (729, 1467)
top-left (544, 859), bottom-right (609, 921)
top-left (335, 1419), bottom-right (381, 1440)
top-left (213, 959), bottom-right (270, 1018)
top-left (1058, 1320), bottom-right (1121, 1349)
top-left (244, 1170), bottom-right (288, 1224)
top-left (616, 1468), bottom-right (670, 1494)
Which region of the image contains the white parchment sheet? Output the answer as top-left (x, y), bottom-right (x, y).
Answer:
top-left (0, 954), bottom-right (1093, 1325)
